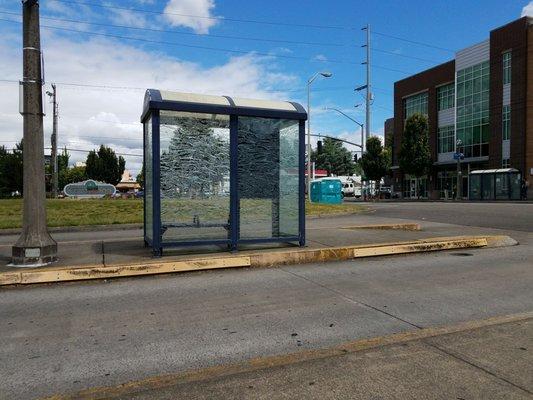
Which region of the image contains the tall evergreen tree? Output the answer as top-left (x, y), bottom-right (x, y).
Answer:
top-left (311, 137), bottom-right (356, 176)
top-left (399, 113), bottom-right (432, 197)
top-left (85, 145), bottom-right (126, 185)
top-left (359, 136), bottom-right (389, 193)
top-left (0, 141), bottom-right (23, 197)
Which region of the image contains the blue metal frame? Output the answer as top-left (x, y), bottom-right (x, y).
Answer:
top-left (142, 114), bottom-right (147, 246)
top-left (142, 89), bottom-right (307, 256)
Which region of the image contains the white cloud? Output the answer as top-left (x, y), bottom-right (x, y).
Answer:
top-left (110, 9), bottom-right (148, 28)
top-left (522, 1), bottom-right (533, 16)
top-left (0, 33), bottom-right (295, 175)
top-left (163, 0), bottom-right (219, 34)
top-left (313, 54), bottom-right (328, 62)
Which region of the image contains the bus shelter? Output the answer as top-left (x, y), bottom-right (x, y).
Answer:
top-left (469, 168), bottom-right (521, 200)
top-left (141, 90), bottom-right (307, 256)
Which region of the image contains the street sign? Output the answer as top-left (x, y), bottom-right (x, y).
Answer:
top-left (453, 153), bottom-right (464, 160)
top-left (64, 180), bottom-right (116, 198)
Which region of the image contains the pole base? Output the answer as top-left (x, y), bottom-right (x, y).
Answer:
top-left (10, 243), bottom-right (58, 268)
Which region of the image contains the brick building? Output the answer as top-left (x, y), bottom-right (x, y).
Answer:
top-left (389, 17), bottom-right (533, 199)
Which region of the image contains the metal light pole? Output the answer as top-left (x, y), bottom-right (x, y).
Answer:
top-left (307, 71), bottom-right (332, 199)
top-left (324, 107), bottom-right (364, 158)
top-left (12, 0), bottom-right (58, 266)
top-left (456, 139), bottom-right (463, 200)
top-left (46, 83), bottom-right (58, 198)
top-left (362, 24), bottom-right (372, 143)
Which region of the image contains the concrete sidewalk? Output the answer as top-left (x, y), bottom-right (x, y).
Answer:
top-left (48, 313), bottom-right (533, 399)
top-left (0, 213), bottom-right (519, 285)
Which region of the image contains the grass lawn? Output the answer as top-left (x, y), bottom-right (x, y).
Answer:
top-left (0, 198), bottom-right (366, 229)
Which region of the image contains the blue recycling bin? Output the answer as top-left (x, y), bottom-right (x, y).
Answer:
top-left (310, 179), bottom-right (342, 204)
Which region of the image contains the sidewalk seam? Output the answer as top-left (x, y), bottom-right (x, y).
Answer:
top-left (425, 341), bottom-right (533, 395)
top-left (279, 266), bottom-right (423, 330)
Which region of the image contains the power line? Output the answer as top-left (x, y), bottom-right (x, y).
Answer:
top-left (0, 77), bottom-right (359, 97)
top-left (0, 17), bottom-right (358, 66)
top-left (0, 10), bottom-right (344, 48)
top-left (373, 30), bottom-right (455, 53)
top-left (372, 47), bottom-right (442, 64)
top-left (50, 0), bottom-right (354, 31)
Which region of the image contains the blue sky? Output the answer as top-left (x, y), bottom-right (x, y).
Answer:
top-left (0, 0), bottom-right (530, 173)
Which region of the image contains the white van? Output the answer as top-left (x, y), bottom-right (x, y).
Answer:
top-left (338, 176), bottom-right (362, 198)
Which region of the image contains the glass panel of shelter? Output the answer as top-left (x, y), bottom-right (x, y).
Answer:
top-left (159, 110), bottom-right (231, 243)
top-left (153, 110), bottom-right (300, 246)
top-left (144, 117), bottom-right (153, 243)
top-left (237, 117), bottom-right (299, 240)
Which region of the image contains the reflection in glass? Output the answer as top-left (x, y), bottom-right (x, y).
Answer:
top-left (159, 111), bottom-right (230, 242)
top-left (144, 117), bottom-right (153, 242)
top-left (238, 117), bottom-right (299, 239)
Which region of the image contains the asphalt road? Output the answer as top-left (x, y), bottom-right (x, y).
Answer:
top-left (354, 201), bottom-right (533, 232)
top-left (2, 238), bottom-right (532, 399)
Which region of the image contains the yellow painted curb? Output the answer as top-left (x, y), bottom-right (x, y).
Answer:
top-left (43, 311), bottom-right (533, 400)
top-left (1, 257), bottom-right (250, 286)
top-left (341, 223), bottom-right (421, 231)
top-left (0, 235), bottom-right (508, 286)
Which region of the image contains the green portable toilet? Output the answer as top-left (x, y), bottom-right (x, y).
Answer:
top-left (310, 178), bottom-right (342, 204)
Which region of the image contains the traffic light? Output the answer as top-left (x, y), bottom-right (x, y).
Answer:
top-left (317, 140), bottom-right (323, 153)
top-left (353, 153), bottom-right (358, 163)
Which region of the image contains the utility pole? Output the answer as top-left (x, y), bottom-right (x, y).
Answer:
top-left (362, 24), bottom-right (372, 144)
top-left (47, 83), bottom-right (58, 198)
top-left (12, 0), bottom-right (57, 266)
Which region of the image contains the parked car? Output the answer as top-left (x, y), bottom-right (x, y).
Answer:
top-left (379, 186), bottom-right (392, 199)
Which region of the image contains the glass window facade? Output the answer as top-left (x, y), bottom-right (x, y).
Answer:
top-left (503, 51), bottom-right (511, 85)
top-left (437, 83), bottom-right (455, 111)
top-left (502, 158), bottom-right (510, 168)
top-left (438, 125), bottom-right (455, 153)
top-left (437, 171), bottom-right (457, 199)
top-left (403, 92), bottom-right (428, 120)
top-left (456, 61), bottom-right (490, 158)
top-left (502, 105), bottom-right (510, 141)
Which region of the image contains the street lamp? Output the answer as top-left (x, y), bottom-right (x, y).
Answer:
top-left (307, 71), bottom-right (332, 199)
top-left (323, 107), bottom-right (364, 155)
top-left (324, 107), bottom-right (365, 200)
top-left (455, 139), bottom-right (463, 200)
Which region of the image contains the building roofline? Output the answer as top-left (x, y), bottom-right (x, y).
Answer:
top-left (394, 59), bottom-right (454, 86)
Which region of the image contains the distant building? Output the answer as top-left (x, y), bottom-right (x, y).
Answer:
top-left (390, 17), bottom-right (533, 199)
top-left (116, 170), bottom-right (141, 193)
top-left (75, 161), bottom-right (86, 168)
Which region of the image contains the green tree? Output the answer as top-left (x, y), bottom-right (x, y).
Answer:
top-left (0, 141), bottom-right (24, 197)
top-left (59, 166), bottom-right (87, 189)
top-left (399, 113), bottom-right (432, 197)
top-left (359, 136), bottom-right (389, 195)
top-left (85, 145), bottom-right (125, 185)
top-left (136, 165), bottom-right (144, 188)
top-left (311, 138), bottom-right (356, 176)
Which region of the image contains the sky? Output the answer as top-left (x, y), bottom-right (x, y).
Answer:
top-left (0, 0), bottom-right (531, 175)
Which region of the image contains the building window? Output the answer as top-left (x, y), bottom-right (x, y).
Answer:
top-left (503, 51), bottom-right (511, 85)
top-left (438, 125), bottom-right (455, 153)
top-left (404, 92), bottom-right (428, 121)
top-left (502, 105), bottom-right (510, 140)
top-left (437, 83), bottom-right (455, 111)
top-left (456, 61), bottom-right (490, 158)
top-left (502, 158), bottom-right (510, 168)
